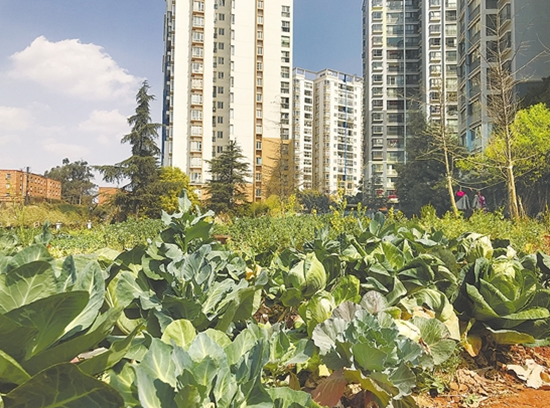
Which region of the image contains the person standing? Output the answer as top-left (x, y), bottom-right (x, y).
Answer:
top-left (472, 191), bottom-right (486, 211)
top-left (456, 188), bottom-right (470, 212)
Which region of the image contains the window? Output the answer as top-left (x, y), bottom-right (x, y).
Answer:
top-left (191, 109), bottom-right (202, 120)
top-left (445, 24), bottom-right (457, 36)
top-left (217, 86), bottom-right (224, 94)
top-left (256, 141), bottom-right (262, 150)
top-left (430, 51), bottom-right (441, 61)
top-left (430, 64), bottom-right (441, 74)
top-left (445, 50), bottom-right (457, 61)
top-left (429, 38), bottom-right (441, 47)
top-left (191, 126), bottom-right (202, 136)
top-left (282, 21), bottom-right (290, 32)
top-left (192, 47), bottom-right (203, 57)
top-left (430, 78), bottom-right (442, 89)
top-left (218, 28), bottom-right (225, 35)
top-left (372, 74), bottom-right (382, 83)
top-left (372, 11), bottom-right (382, 19)
top-left (193, 16), bottom-right (204, 27)
top-left (217, 116), bottom-right (224, 124)
top-left (218, 13), bottom-right (225, 21)
top-left (218, 57), bottom-right (224, 64)
top-left (192, 31), bottom-right (204, 42)
top-left (281, 66), bottom-right (290, 78)
top-left (191, 141), bottom-right (202, 152)
top-left (429, 24), bottom-right (441, 34)
top-left (281, 36), bottom-right (290, 47)
top-left (281, 50), bottom-right (290, 63)
top-left (192, 62), bottom-right (203, 73)
top-left (445, 10), bottom-right (457, 21)
top-left (191, 94), bottom-right (203, 104)
top-left (256, 157), bottom-right (262, 165)
top-left (218, 42), bottom-right (225, 50)
top-left (372, 49), bottom-right (383, 58)
top-left (217, 131), bottom-right (224, 138)
top-left (372, 61), bottom-right (383, 71)
top-left (372, 24), bottom-right (382, 32)
top-left (282, 5), bottom-right (290, 17)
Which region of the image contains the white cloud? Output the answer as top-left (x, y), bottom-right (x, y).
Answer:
top-left (78, 109), bottom-right (128, 145)
top-left (9, 36), bottom-right (142, 101)
top-left (42, 138), bottom-right (90, 158)
top-left (0, 134), bottom-right (19, 147)
top-left (0, 106), bottom-right (33, 131)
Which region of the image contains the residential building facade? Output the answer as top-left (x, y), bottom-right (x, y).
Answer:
top-left (422, 0), bottom-right (459, 132)
top-left (162, 0), bottom-right (293, 201)
top-left (293, 68), bottom-right (363, 196)
top-left (0, 169), bottom-right (61, 203)
top-left (362, 0), bottom-right (422, 198)
top-left (457, 0), bottom-right (550, 151)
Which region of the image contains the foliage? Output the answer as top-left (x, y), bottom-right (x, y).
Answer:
top-left (395, 110), bottom-right (463, 217)
top-left (158, 167), bottom-right (199, 213)
top-left (45, 158), bottom-right (96, 205)
top-left (4, 201), bottom-right (550, 407)
top-left (0, 202), bottom-right (90, 230)
top-left (296, 190), bottom-right (333, 214)
top-left (96, 81), bottom-right (163, 220)
top-left (0, 234), bottom-right (136, 406)
top-left (312, 300), bottom-right (455, 407)
top-left (109, 326), bottom-right (319, 408)
top-left (206, 140), bottom-right (251, 214)
top-left (481, 103), bottom-right (550, 188)
top-left (454, 234), bottom-right (550, 346)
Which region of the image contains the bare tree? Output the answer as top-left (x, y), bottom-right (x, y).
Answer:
top-left (460, 8), bottom-right (549, 219)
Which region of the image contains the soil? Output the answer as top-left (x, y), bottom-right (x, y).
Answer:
top-left (417, 346), bottom-right (550, 408)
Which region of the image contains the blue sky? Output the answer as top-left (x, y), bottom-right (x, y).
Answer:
top-left (0, 0), bottom-right (362, 180)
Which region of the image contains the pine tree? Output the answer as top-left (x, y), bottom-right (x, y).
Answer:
top-left (206, 140), bottom-right (251, 214)
top-left (96, 81), bottom-right (163, 219)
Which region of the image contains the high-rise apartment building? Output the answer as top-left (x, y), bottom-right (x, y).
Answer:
top-left (293, 68), bottom-right (363, 195)
top-left (457, 0), bottom-right (550, 151)
top-left (362, 0), bottom-right (422, 197)
top-left (162, 0), bottom-right (293, 201)
top-left (422, 0), bottom-right (459, 132)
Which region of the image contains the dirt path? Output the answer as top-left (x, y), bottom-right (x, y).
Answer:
top-left (415, 346), bottom-right (550, 408)
top-left (483, 389), bottom-right (550, 407)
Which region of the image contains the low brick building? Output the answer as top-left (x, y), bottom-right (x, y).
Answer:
top-left (0, 169), bottom-right (62, 203)
top-left (97, 187), bottom-right (119, 205)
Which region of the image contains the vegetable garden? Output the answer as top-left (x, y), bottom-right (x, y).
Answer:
top-left (2, 194), bottom-right (550, 408)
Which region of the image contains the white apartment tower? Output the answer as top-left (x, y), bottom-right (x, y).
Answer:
top-left (162, 0), bottom-right (293, 201)
top-left (362, 0), bottom-right (422, 198)
top-left (293, 68), bottom-right (363, 196)
top-left (422, 0), bottom-right (459, 132)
